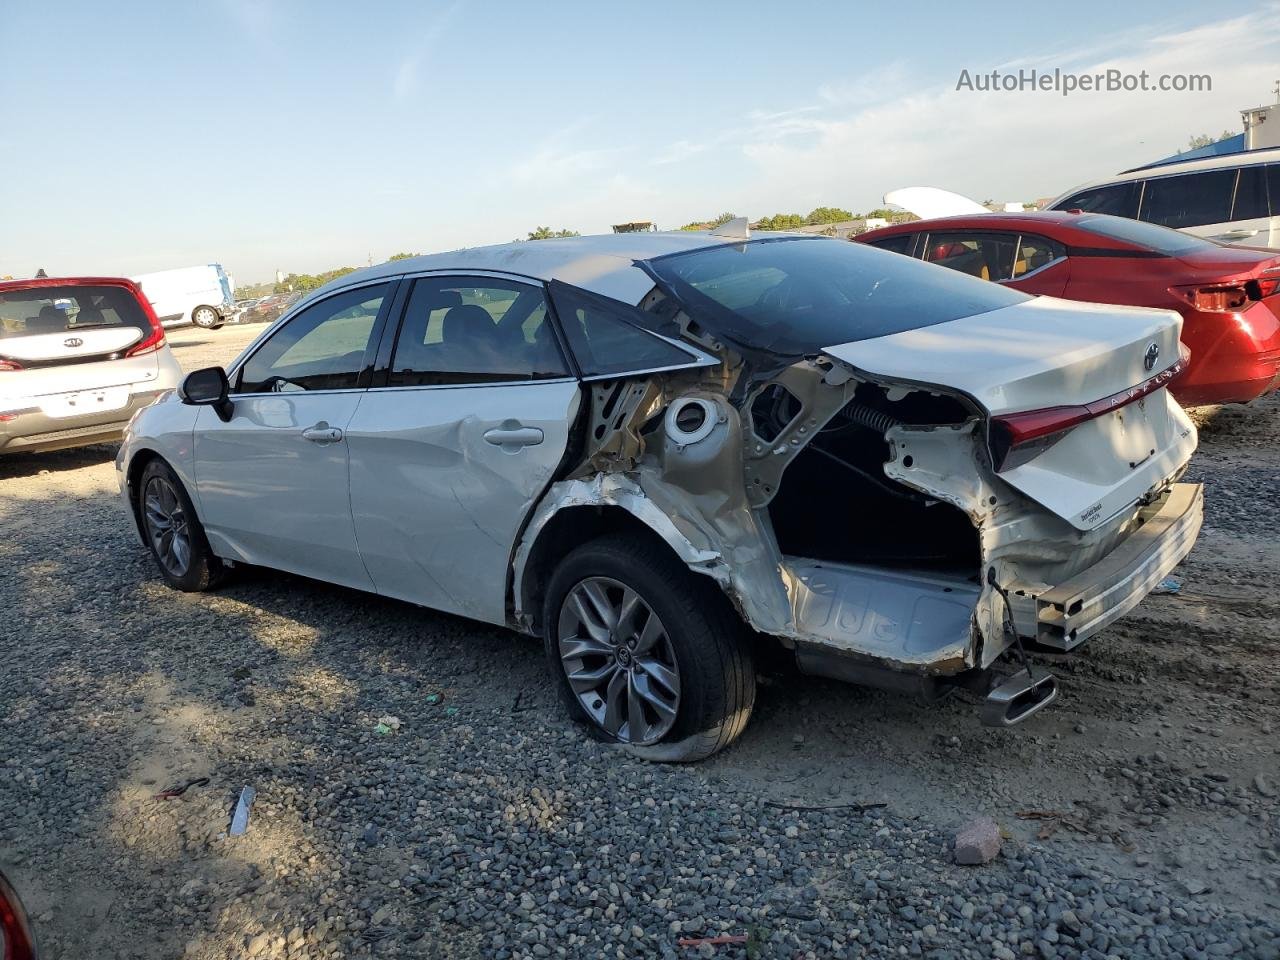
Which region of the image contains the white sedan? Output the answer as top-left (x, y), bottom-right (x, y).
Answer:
top-left (117, 228), bottom-right (1202, 760)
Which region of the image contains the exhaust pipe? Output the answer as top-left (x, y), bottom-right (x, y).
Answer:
top-left (980, 665), bottom-right (1058, 727)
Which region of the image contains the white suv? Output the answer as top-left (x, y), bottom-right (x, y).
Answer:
top-left (0, 277), bottom-right (181, 454)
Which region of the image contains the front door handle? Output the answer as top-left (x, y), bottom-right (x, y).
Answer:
top-left (301, 422), bottom-right (344, 444)
top-left (483, 425), bottom-right (544, 449)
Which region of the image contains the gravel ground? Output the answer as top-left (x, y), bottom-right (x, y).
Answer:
top-left (2, 324), bottom-right (1278, 959)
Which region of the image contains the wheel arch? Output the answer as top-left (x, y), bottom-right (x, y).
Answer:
top-left (511, 478), bottom-right (728, 636)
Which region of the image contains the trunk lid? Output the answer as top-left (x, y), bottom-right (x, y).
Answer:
top-left (822, 296), bottom-right (1197, 531)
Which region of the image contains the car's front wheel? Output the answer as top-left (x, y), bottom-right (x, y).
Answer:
top-left (191, 305), bottom-right (222, 329)
top-left (137, 459), bottom-right (228, 592)
top-left (544, 535), bottom-right (755, 762)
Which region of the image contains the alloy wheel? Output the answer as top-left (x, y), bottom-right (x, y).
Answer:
top-left (142, 476), bottom-right (191, 577)
top-left (557, 576), bottom-right (681, 745)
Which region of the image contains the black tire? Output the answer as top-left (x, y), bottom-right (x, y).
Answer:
top-left (136, 459), bottom-right (228, 592)
top-left (543, 534), bottom-right (755, 762)
top-left (191, 305), bottom-right (222, 329)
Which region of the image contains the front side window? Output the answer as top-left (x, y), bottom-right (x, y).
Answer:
top-left (387, 277), bottom-right (568, 386)
top-left (1012, 235), bottom-right (1067, 277)
top-left (237, 284), bottom-right (388, 393)
top-left (923, 233), bottom-right (1018, 281)
top-left (1054, 182), bottom-right (1141, 218)
top-left (1140, 169), bottom-right (1236, 228)
top-left (645, 237), bottom-right (1028, 357)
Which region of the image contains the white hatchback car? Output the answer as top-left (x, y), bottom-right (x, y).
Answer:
top-left (1, 277), bottom-right (181, 454)
top-left (118, 230), bottom-right (1202, 760)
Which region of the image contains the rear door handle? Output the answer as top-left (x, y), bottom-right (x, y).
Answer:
top-left (301, 422), bottom-right (344, 443)
top-left (483, 426), bottom-right (544, 449)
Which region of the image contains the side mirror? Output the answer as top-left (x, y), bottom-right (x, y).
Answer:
top-left (178, 366), bottom-right (233, 422)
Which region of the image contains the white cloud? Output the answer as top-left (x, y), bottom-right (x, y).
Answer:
top-left (730, 4), bottom-right (1280, 213)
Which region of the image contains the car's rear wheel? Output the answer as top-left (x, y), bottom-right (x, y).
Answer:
top-left (137, 459), bottom-right (227, 591)
top-left (543, 535), bottom-right (755, 762)
top-left (191, 305), bottom-right (222, 329)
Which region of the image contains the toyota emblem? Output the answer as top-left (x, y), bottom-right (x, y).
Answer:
top-left (1143, 342), bottom-right (1160, 372)
top-left (63, 337), bottom-right (83, 348)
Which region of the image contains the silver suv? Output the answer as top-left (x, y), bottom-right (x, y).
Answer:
top-left (0, 277), bottom-right (181, 454)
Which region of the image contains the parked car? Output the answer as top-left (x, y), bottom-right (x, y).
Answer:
top-left (857, 211), bottom-right (1280, 406)
top-left (239, 292), bottom-right (301, 325)
top-left (118, 232), bottom-right (1201, 760)
top-left (1045, 146), bottom-right (1280, 249)
top-left (131, 264), bottom-right (236, 329)
top-left (0, 277), bottom-right (181, 454)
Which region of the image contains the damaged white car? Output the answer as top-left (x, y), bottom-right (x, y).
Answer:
top-left (117, 227), bottom-right (1202, 761)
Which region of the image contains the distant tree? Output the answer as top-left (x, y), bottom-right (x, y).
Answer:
top-left (525, 226), bottom-right (580, 241)
top-left (754, 212), bottom-right (806, 230)
top-left (679, 212), bottom-right (738, 231)
top-left (273, 266), bottom-right (358, 294)
top-left (805, 206), bottom-right (854, 224)
top-left (387, 251), bottom-right (420, 261)
top-left (1183, 130), bottom-right (1236, 152)
top-left (864, 208), bottom-right (897, 220)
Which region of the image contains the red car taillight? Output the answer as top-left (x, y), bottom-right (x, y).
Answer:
top-left (0, 358), bottom-right (22, 371)
top-left (124, 289), bottom-right (166, 358)
top-left (1247, 276), bottom-right (1280, 300)
top-left (989, 356), bottom-right (1187, 471)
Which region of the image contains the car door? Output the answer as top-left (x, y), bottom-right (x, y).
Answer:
top-left (345, 274), bottom-right (582, 623)
top-left (193, 281), bottom-right (394, 590)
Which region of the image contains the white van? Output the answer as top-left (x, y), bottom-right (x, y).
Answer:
top-left (131, 264), bottom-right (235, 329)
top-left (1046, 147), bottom-right (1280, 249)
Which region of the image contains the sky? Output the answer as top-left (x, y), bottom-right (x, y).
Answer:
top-left (3, 0), bottom-right (1279, 284)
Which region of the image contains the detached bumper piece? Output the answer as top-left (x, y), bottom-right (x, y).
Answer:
top-left (981, 666), bottom-right (1058, 727)
top-left (1030, 483), bottom-right (1204, 651)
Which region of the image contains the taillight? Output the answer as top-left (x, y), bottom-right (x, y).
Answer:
top-left (989, 356), bottom-right (1187, 471)
top-left (1247, 276), bottom-right (1280, 300)
top-left (0, 358), bottom-right (22, 371)
top-left (124, 289), bottom-right (166, 358)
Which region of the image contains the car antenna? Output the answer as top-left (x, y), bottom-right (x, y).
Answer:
top-left (708, 217), bottom-right (750, 240)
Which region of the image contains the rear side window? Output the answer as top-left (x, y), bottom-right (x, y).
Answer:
top-left (1012, 235), bottom-right (1066, 277)
top-left (864, 234), bottom-right (916, 256)
top-left (549, 281), bottom-right (703, 378)
top-left (387, 277), bottom-right (568, 386)
top-left (0, 284), bottom-right (151, 341)
top-left (645, 237), bottom-right (1028, 357)
top-left (1234, 165), bottom-right (1272, 220)
top-left (1055, 182), bottom-right (1141, 218)
top-left (923, 233), bottom-right (1017, 281)
top-left (1140, 170), bottom-right (1235, 228)
top-left (1268, 165), bottom-right (1280, 216)
top-left (237, 284), bottom-right (388, 393)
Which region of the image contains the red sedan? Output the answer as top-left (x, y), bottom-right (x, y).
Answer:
top-left (856, 211), bottom-right (1280, 406)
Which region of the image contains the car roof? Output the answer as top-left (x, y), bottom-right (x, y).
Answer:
top-left (322, 231), bottom-right (803, 306)
top-left (860, 210), bottom-right (1098, 236)
top-left (0, 276), bottom-right (140, 293)
top-left (1048, 145), bottom-right (1280, 206)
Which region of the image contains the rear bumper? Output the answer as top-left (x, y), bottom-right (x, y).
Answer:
top-left (1010, 483), bottom-right (1203, 650)
top-left (0, 389), bottom-right (168, 454)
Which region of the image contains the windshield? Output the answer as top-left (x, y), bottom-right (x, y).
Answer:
top-left (0, 283), bottom-right (152, 340)
top-left (644, 237), bottom-right (1028, 357)
top-left (1074, 214), bottom-right (1217, 256)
